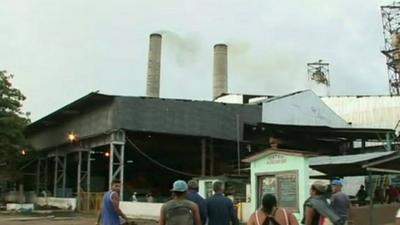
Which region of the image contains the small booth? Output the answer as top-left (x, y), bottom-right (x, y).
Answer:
top-left (243, 148), bottom-right (315, 220)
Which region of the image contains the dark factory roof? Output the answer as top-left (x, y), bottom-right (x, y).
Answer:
top-left (26, 92), bottom-right (262, 150)
top-left (27, 92), bottom-right (115, 131)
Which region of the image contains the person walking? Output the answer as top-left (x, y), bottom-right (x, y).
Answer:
top-left (159, 180), bottom-right (201, 225)
top-left (131, 192), bottom-right (138, 202)
top-left (96, 180), bottom-right (129, 225)
top-left (186, 179), bottom-right (207, 225)
top-left (385, 185), bottom-right (399, 203)
top-left (304, 181), bottom-right (343, 225)
top-left (330, 180), bottom-right (350, 225)
top-left (206, 180), bottom-right (239, 225)
top-left (247, 194), bottom-right (298, 225)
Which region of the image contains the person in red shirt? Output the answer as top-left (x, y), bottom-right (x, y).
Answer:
top-left (385, 185), bottom-right (399, 203)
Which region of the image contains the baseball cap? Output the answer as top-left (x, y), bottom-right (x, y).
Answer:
top-left (171, 180), bottom-right (188, 192)
top-left (312, 181), bottom-right (327, 193)
top-left (332, 179), bottom-right (343, 186)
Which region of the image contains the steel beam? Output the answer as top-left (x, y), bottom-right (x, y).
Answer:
top-left (209, 139), bottom-right (214, 176)
top-left (36, 158), bottom-right (49, 194)
top-left (76, 149), bottom-right (91, 211)
top-left (77, 150), bottom-right (90, 194)
top-left (201, 139), bottom-right (206, 176)
top-left (108, 130), bottom-right (125, 200)
top-left (53, 151), bottom-right (67, 197)
top-left (86, 149), bottom-right (91, 211)
top-left (36, 159), bottom-right (41, 194)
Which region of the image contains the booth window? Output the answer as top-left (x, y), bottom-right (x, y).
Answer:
top-left (257, 171), bottom-right (299, 212)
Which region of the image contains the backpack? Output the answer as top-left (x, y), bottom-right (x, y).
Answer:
top-left (256, 208), bottom-right (286, 225)
top-left (165, 201), bottom-right (194, 225)
top-left (262, 217), bottom-right (280, 225)
top-left (308, 197), bottom-right (344, 225)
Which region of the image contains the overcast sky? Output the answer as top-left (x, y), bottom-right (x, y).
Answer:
top-left (0, 0), bottom-right (396, 120)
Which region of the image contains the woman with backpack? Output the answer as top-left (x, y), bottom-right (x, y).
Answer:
top-left (247, 194), bottom-right (299, 225)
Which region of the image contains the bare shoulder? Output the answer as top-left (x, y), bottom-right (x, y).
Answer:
top-left (249, 212), bottom-right (256, 220)
top-left (247, 212), bottom-right (256, 225)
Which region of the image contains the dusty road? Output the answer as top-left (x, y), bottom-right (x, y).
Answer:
top-left (0, 214), bottom-right (157, 225)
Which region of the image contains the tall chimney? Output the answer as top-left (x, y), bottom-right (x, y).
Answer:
top-left (213, 44), bottom-right (228, 99)
top-left (146, 33), bottom-right (162, 97)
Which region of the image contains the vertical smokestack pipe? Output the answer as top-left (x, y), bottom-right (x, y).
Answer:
top-left (213, 44), bottom-right (228, 99)
top-left (146, 33), bottom-right (162, 97)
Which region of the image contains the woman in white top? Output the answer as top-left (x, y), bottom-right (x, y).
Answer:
top-left (247, 194), bottom-right (298, 225)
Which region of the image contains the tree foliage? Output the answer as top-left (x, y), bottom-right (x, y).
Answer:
top-left (0, 70), bottom-right (29, 181)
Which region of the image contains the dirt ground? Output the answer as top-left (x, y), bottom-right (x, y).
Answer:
top-left (0, 213), bottom-right (157, 225)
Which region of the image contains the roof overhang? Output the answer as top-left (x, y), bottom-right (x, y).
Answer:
top-left (26, 92), bottom-right (115, 133)
top-left (243, 148), bottom-right (318, 163)
top-left (245, 122), bottom-right (395, 140)
top-left (310, 151), bottom-right (400, 177)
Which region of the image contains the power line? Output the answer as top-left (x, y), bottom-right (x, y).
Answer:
top-left (125, 137), bottom-right (200, 177)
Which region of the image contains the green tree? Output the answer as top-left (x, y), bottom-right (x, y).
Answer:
top-left (0, 70), bottom-right (29, 181)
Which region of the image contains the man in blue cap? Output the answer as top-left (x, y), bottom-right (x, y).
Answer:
top-left (159, 180), bottom-right (202, 225)
top-left (331, 179), bottom-right (350, 225)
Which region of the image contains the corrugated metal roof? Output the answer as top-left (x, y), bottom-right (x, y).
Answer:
top-left (322, 96), bottom-right (400, 130)
top-left (26, 92), bottom-right (262, 150)
top-left (309, 151), bottom-right (395, 166)
top-left (261, 90), bottom-right (351, 128)
top-left (309, 151), bottom-right (400, 176)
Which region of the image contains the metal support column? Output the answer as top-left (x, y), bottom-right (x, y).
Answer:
top-left (36, 159), bottom-right (41, 194)
top-left (77, 149), bottom-right (91, 210)
top-left (108, 130), bottom-right (126, 200)
top-left (209, 139), bottom-right (214, 176)
top-left (77, 151), bottom-right (82, 195)
top-left (368, 171), bottom-right (374, 225)
top-left (53, 151), bottom-right (67, 197)
top-left (62, 155), bottom-right (67, 197)
top-left (362, 139), bottom-right (366, 153)
top-left (236, 114), bottom-right (241, 175)
top-left (77, 151), bottom-right (82, 211)
top-left (86, 150), bottom-right (91, 211)
top-left (108, 143), bottom-right (114, 188)
top-left (201, 139), bottom-right (206, 177)
top-left (385, 132), bottom-right (392, 151)
top-left (44, 159), bottom-right (48, 192)
top-left (53, 154), bottom-right (58, 196)
top-left (36, 158), bottom-right (49, 193)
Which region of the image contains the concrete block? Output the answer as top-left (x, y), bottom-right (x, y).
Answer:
top-left (6, 203), bottom-right (34, 211)
top-left (35, 197), bottom-right (77, 210)
top-left (120, 201), bottom-right (162, 220)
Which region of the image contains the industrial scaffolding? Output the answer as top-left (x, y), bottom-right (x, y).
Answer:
top-left (307, 60), bottom-right (330, 86)
top-left (381, 2), bottom-right (400, 95)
